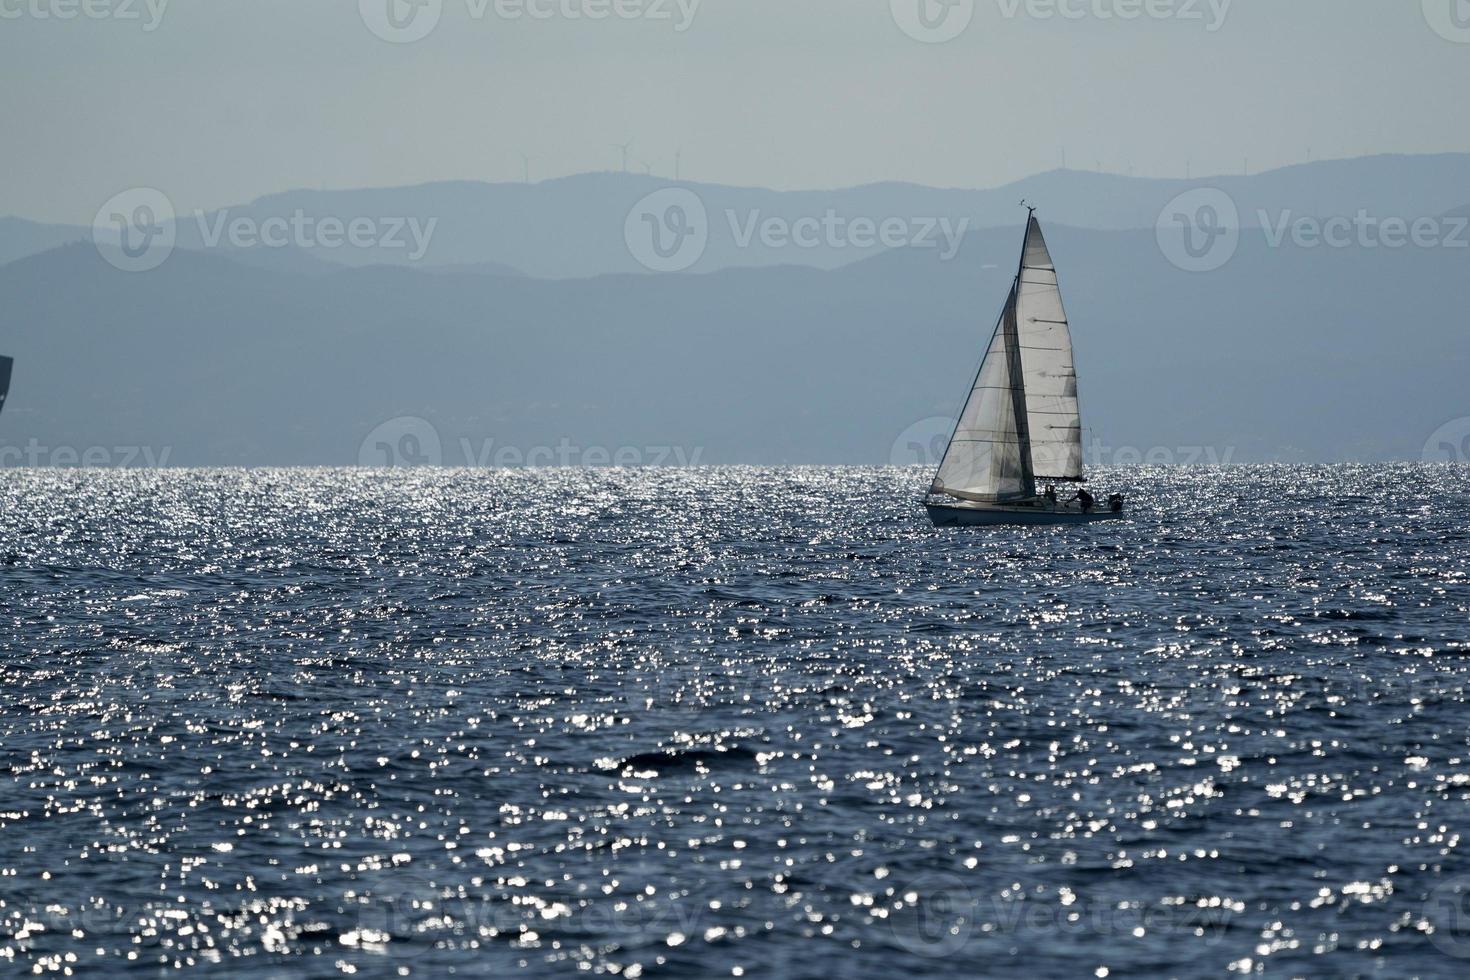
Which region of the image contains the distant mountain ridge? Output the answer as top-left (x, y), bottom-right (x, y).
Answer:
top-left (1, 215), bottom-right (1465, 467)
top-left (4, 154), bottom-right (1468, 279)
top-left (0, 217), bottom-right (88, 268)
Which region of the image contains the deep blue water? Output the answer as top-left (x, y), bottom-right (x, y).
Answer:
top-left (2, 465), bottom-right (1470, 978)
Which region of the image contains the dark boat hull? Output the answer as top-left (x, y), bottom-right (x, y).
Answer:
top-left (925, 502), bottom-right (1127, 527)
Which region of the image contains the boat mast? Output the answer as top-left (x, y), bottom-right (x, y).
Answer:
top-left (1006, 207), bottom-right (1037, 497)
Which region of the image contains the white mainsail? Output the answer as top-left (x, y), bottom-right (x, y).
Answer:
top-left (1015, 217), bottom-right (1084, 481)
top-left (930, 214), bottom-right (1085, 503)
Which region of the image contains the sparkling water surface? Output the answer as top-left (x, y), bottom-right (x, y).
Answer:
top-left (2, 465), bottom-right (1470, 978)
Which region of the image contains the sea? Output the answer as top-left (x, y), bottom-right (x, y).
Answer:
top-left (2, 465), bottom-right (1469, 978)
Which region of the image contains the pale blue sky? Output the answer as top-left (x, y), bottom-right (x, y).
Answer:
top-left (2, 0), bottom-right (1467, 222)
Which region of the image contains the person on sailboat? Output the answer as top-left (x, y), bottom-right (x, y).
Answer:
top-left (1071, 487), bottom-right (1095, 513)
top-left (1043, 484), bottom-right (1058, 508)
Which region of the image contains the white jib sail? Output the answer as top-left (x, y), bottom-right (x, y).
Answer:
top-left (931, 286), bottom-right (1035, 503)
top-left (1015, 217), bottom-right (1084, 481)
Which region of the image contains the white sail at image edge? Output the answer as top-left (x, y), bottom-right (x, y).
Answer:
top-left (0, 356), bottom-right (12, 418)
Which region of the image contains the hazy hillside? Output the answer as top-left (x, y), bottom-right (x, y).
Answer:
top-left (0, 217), bottom-right (87, 268)
top-left (1, 219), bottom-right (1465, 467)
top-left (5, 154), bottom-right (1468, 279)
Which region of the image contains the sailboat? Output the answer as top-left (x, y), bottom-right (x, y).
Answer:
top-left (925, 210), bottom-right (1125, 527)
top-left (0, 356), bottom-right (12, 419)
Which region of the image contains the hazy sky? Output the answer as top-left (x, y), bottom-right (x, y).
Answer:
top-left (3, 0), bottom-right (1468, 223)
